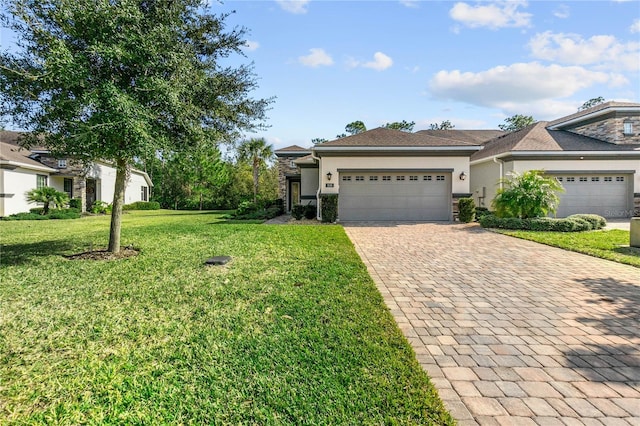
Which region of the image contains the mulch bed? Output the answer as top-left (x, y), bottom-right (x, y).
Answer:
top-left (65, 247), bottom-right (139, 261)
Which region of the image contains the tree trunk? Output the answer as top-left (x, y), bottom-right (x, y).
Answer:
top-left (199, 192), bottom-right (203, 210)
top-left (253, 158), bottom-right (259, 204)
top-left (108, 158), bottom-right (130, 253)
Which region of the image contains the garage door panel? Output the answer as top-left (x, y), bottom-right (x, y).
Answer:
top-left (338, 172), bottom-right (451, 221)
top-left (555, 174), bottom-right (631, 218)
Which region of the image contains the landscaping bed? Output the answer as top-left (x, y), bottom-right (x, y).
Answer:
top-left (0, 210), bottom-right (452, 424)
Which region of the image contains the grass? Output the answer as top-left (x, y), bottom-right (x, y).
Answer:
top-left (0, 210), bottom-right (453, 425)
top-left (498, 228), bottom-right (640, 268)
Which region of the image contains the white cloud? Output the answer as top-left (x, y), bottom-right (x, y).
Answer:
top-left (399, 0), bottom-right (419, 8)
top-left (449, 1), bottom-right (532, 30)
top-left (298, 48), bottom-right (333, 67)
top-left (275, 0), bottom-right (310, 14)
top-left (428, 62), bottom-right (627, 118)
top-left (362, 52), bottom-right (393, 71)
top-left (553, 4), bottom-right (570, 19)
top-left (243, 41), bottom-right (260, 51)
top-left (631, 19), bottom-right (640, 33)
top-left (529, 31), bottom-right (640, 71)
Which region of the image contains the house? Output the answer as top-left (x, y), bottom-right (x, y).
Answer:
top-left (470, 102), bottom-right (640, 218)
top-left (0, 131), bottom-right (153, 216)
top-left (277, 128), bottom-right (497, 221)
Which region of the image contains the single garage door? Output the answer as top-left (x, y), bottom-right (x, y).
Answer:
top-left (555, 173), bottom-right (632, 218)
top-left (338, 172), bottom-right (451, 221)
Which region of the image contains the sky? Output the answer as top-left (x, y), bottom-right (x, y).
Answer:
top-left (1, 0), bottom-right (639, 150)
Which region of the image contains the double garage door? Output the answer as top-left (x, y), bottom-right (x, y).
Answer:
top-left (338, 172), bottom-right (451, 221)
top-left (554, 173), bottom-right (632, 218)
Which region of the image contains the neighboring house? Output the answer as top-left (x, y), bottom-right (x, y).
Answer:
top-left (470, 102), bottom-right (640, 218)
top-left (277, 128), bottom-right (497, 221)
top-left (0, 131), bottom-right (153, 216)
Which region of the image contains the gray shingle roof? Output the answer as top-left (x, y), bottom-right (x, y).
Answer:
top-left (319, 127), bottom-right (482, 147)
top-left (471, 122), bottom-right (640, 161)
top-left (0, 139), bottom-right (52, 169)
top-left (415, 129), bottom-right (504, 144)
top-left (274, 144), bottom-right (310, 152)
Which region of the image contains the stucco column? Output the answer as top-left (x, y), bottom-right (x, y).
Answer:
top-left (631, 218), bottom-right (640, 248)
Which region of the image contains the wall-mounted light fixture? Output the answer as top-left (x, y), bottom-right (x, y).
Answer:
top-left (459, 171), bottom-right (467, 181)
top-left (326, 172), bottom-right (332, 181)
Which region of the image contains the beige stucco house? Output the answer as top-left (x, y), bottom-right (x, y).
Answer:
top-left (276, 101), bottom-right (640, 221)
top-left (276, 128), bottom-right (501, 221)
top-left (0, 131), bottom-right (153, 216)
top-left (470, 102), bottom-right (640, 218)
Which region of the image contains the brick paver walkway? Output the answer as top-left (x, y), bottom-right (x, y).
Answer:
top-left (344, 223), bottom-right (640, 425)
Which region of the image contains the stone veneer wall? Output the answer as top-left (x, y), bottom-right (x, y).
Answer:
top-left (635, 194), bottom-right (640, 217)
top-left (277, 156), bottom-right (301, 199)
top-left (38, 155), bottom-right (89, 211)
top-left (570, 115), bottom-right (640, 145)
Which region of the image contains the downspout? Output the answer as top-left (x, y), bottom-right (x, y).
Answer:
top-left (310, 148), bottom-right (322, 220)
top-left (493, 157), bottom-right (504, 190)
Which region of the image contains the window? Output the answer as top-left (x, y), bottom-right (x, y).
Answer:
top-left (436, 175), bottom-right (445, 181)
top-left (141, 186), bottom-right (148, 201)
top-left (342, 175), bottom-right (351, 181)
top-left (57, 159), bottom-right (67, 169)
top-left (591, 177), bottom-right (599, 182)
top-left (604, 176), bottom-right (612, 182)
top-left (409, 176), bottom-right (418, 181)
top-left (423, 175), bottom-right (432, 181)
top-left (623, 122), bottom-right (633, 135)
top-left (556, 177), bottom-right (563, 182)
top-left (369, 176), bottom-right (378, 181)
top-left (566, 177), bottom-right (575, 182)
top-left (36, 174), bottom-right (48, 188)
top-left (616, 176), bottom-right (625, 182)
top-left (579, 177), bottom-right (588, 182)
top-left (63, 178), bottom-right (73, 197)
top-left (396, 176), bottom-right (405, 181)
top-left (382, 176), bottom-right (391, 181)
top-left (289, 160), bottom-right (297, 168)
top-left (355, 176), bottom-right (364, 181)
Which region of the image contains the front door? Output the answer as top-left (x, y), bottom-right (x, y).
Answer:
top-left (86, 179), bottom-right (97, 211)
top-left (290, 181), bottom-right (300, 211)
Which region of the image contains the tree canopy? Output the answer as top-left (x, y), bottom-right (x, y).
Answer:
top-left (344, 120), bottom-right (367, 136)
top-left (0, 0), bottom-right (272, 252)
top-left (384, 120), bottom-right (415, 132)
top-left (579, 97), bottom-right (605, 111)
top-left (429, 120), bottom-right (454, 130)
top-left (498, 114), bottom-right (535, 132)
top-left (236, 138), bottom-right (274, 203)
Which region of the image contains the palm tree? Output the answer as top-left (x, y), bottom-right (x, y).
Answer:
top-left (25, 187), bottom-right (69, 214)
top-left (237, 138), bottom-right (274, 203)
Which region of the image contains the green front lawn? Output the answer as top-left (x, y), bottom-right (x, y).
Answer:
top-left (498, 228), bottom-right (640, 268)
top-left (0, 211), bottom-right (452, 425)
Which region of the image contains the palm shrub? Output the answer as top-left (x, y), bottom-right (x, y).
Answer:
top-left (492, 170), bottom-right (564, 219)
top-left (25, 187), bottom-right (69, 214)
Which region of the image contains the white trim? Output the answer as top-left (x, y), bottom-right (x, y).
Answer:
top-left (0, 160), bottom-right (57, 173)
top-left (547, 106), bottom-right (640, 130)
top-left (471, 150), bottom-right (640, 165)
top-left (313, 146), bottom-right (481, 153)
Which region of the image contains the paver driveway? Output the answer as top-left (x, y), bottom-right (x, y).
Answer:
top-left (344, 223), bottom-right (640, 426)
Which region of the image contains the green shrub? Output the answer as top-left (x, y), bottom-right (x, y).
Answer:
top-left (479, 214), bottom-right (595, 232)
top-left (567, 214), bottom-right (606, 230)
top-left (320, 194), bottom-right (338, 223)
top-left (29, 207), bottom-right (45, 215)
top-left (458, 197), bottom-right (475, 223)
top-left (3, 212), bottom-right (48, 221)
top-left (68, 198), bottom-right (82, 209)
top-left (474, 207), bottom-right (492, 221)
top-left (492, 170), bottom-right (564, 219)
top-left (3, 209), bottom-right (81, 221)
top-left (232, 205), bottom-right (281, 221)
top-left (263, 198), bottom-right (284, 215)
top-left (123, 201), bottom-right (161, 211)
top-left (49, 210), bottom-right (81, 220)
top-left (91, 201), bottom-right (110, 214)
top-left (291, 204), bottom-right (305, 220)
top-left (234, 201), bottom-right (260, 217)
top-left (304, 203), bottom-right (316, 220)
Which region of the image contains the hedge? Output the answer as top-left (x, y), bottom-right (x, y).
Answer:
top-left (320, 194), bottom-right (338, 223)
top-left (123, 201), bottom-right (161, 210)
top-left (479, 214), bottom-right (607, 232)
top-left (457, 197), bottom-right (475, 223)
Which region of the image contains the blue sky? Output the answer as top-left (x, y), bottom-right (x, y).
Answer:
top-left (217, 0), bottom-right (640, 149)
top-left (1, 1), bottom-right (639, 150)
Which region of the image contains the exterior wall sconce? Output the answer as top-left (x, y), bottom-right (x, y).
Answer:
top-left (459, 171), bottom-right (467, 181)
top-left (326, 172), bottom-right (332, 181)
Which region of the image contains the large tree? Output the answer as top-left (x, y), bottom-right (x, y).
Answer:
top-left (236, 137), bottom-right (274, 204)
top-left (0, 0), bottom-right (271, 252)
top-left (579, 96), bottom-right (605, 111)
top-left (498, 114), bottom-right (535, 132)
top-left (344, 120), bottom-right (367, 136)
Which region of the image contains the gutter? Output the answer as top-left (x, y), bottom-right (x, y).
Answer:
top-left (313, 145), bottom-right (482, 152)
top-left (493, 157), bottom-right (504, 190)
top-left (0, 160), bottom-right (57, 173)
top-left (548, 106), bottom-right (639, 130)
